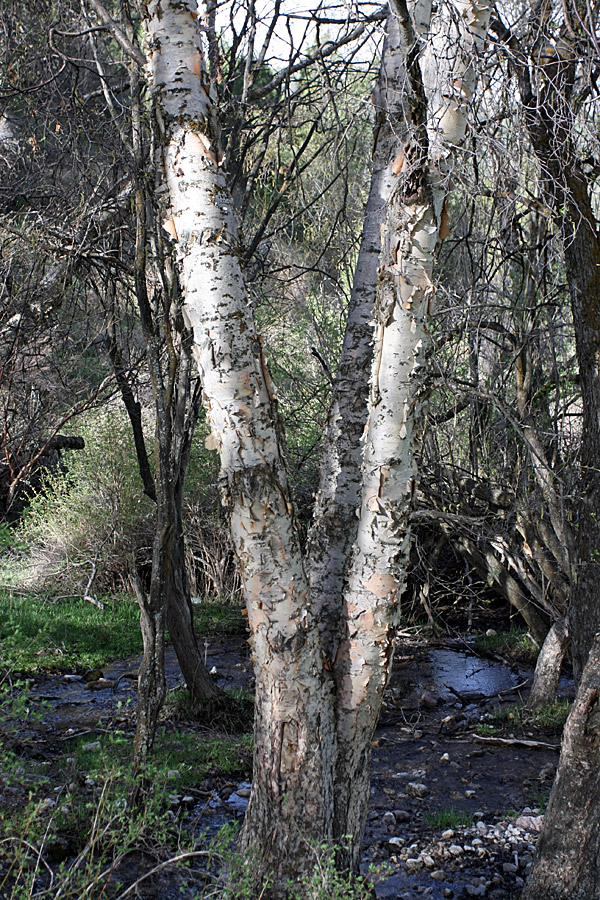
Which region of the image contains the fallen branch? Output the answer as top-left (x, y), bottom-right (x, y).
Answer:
top-left (473, 734), bottom-right (560, 750)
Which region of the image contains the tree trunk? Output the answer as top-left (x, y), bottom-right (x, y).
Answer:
top-left (527, 617), bottom-right (569, 708)
top-left (144, 2), bottom-right (335, 890)
top-left (306, 10), bottom-right (409, 664)
top-left (522, 633), bottom-right (600, 900)
top-left (331, 0), bottom-right (492, 868)
top-left (563, 170), bottom-right (600, 683)
top-left (166, 514), bottom-right (220, 705)
top-left (143, 0), bottom-right (491, 891)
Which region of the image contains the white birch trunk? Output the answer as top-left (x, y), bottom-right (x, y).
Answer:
top-left (306, 12), bottom-right (410, 663)
top-left (332, 0), bottom-right (492, 866)
top-left (143, 2), bottom-right (334, 889)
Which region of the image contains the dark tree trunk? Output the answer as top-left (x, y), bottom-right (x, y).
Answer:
top-left (522, 633), bottom-right (600, 900)
top-left (504, 34), bottom-right (600, 683)
top-left (563, 170), bottom-right (600, 683)
top-left (166, 504), bottom-right (220, 704)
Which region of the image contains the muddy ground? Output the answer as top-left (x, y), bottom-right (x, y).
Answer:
top-left (1, 634), bottom-right (569, 899)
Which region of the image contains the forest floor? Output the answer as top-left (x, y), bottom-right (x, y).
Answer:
top-left (0, 626), bottom-right (570, 900)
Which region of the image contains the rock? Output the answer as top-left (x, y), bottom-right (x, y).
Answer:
top-left (486, 629), bottom-right (497, 637)
top-left (464, 885), bottom-right (486, 897)
top-left (440, 752), bottom-right (451, 762)
top-left (227, 791), bottom-right (250, 812)
top-left (502, 863), bottom-right (518, 875)
top-left (421, 853), bottom-right (435, 867)
top-left (82, 669), bottom-right (103, 683)
top-left (181, 795), bottom-right (195, 809)
top-left (443, 890), bottom-right (454, 898)
top-left (167, 769), bottom-right (181, 779)
top-left (84, 678), bottom-right (114, 691)
top-left (63, 674), bottom-right (81, 682)
top-left (465, 790), bottom-right (476, 799)
top-left (442, 829), bottom-right (455, 839)
top-left (82, 741), bottom-right (101, 752)
top-left (449, 844), bottom-right (463, 856)
top-left (387, 836), bottom-right (404, 850)
top-left (431, 870), bottom-right (446, 881)
top-left (394, 809), bottom-right (411, 822)
top-left (405, 857), bottom-right (422, 870)
top-left (382, 811), bottom-right (396, 828)
top-left (236, 782), bottom-right (252, 798)
top-left (406, 782), bottom-right (430, 798)
top-left (515, 815), bottom-right (544, 833)
top-left (419, 691), bottom-right (439, 708)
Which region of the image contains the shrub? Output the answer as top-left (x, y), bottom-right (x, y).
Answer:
top-left (5, 407), bottom-right (154, 596)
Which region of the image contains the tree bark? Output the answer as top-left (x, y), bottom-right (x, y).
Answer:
top-left (331, 0), bottom-right (492, 868)
top-left (142, 0), bottom-right (491, 890)
top-left (144, 2), bottom-right (335, 889)
top-left (527, 617), bottom-right (569, 708)
top-left (522, 633), bottom-right (600, 900)
top-left (306, 10), bottom-right (409, 664)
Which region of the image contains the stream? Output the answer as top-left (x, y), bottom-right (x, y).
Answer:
top-left (6, 638), bottom-right (569, 899)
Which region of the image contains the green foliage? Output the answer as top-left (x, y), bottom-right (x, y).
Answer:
top-left (0, 590), bottom-right (141, 675)
top-left (4, 408), bottom-right (153, 596)
top-left (424, 808), bottom-right (473, 830)
top-left (288, 843), bottom-right (383, 900)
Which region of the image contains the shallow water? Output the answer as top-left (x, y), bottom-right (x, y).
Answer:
top-left (426, 648), bottom-right (521, 698)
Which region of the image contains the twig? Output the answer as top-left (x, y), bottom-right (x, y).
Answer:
top-left (473, 734), bottom-right (560, 750)
top-left (113, 850), bottom-right (216, 900)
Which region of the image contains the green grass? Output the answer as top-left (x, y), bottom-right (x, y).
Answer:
top-left (425, 807), bottom-right (473, 829)
top-left (0, 590), bottom-right (142, 675)
top-left (488, 699), bottom-right (571, 731)
top-left (0, 591), bottom-right (247, 676)
top-left (192, 600), bottom-right (247, 634)
top-left (71, 728), bottom-right (253, 789)
top-left (473, 627), bottom-right (538, 665)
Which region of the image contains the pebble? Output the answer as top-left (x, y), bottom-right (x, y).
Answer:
top-left (167, 769), bottom-right (181, 779)
top-left (464, 884), bottom-right (486, 897)
top-left (431, 870), bottom-right (446, 880)
top-left (442, 830), bottom-right (455, 839)
top-left (449, 844), bottom-right (463, 856)
top-left (382, 811), bottom-right (396, 828)
top-left (440, 752), bottom-right (450, 762)
top-left (82, 741), bottom-right (101, 752)
top-left (406, 782), bottom-right (430, 798)
top-left (405, 857), bottom-right (422, 870)
top-left (465, 790), bottom-right (476, 799)
top-left (515, 815), bottom-right (544, 833)
top-left (502, 863), bottom-right (518, 874)
top-left (394, 809), bottom-right (412, 822)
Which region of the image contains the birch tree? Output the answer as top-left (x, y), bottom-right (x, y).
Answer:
top-left (141, 0), bottom-right (491, 892)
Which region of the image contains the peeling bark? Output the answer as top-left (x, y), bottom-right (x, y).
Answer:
top-left (142, 0), bottom-right (491, 890)
top-left (307, 11), bottom-right (410, 664)
top-left (332, 0), bottom-right (492, 867)
top-left (144, 2), bottom-right (334, 889)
